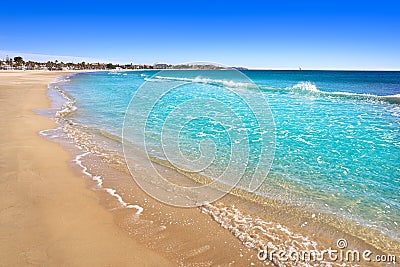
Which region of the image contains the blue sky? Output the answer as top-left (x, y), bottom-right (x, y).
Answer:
top-left (1, 0), bottom-right (399, 69)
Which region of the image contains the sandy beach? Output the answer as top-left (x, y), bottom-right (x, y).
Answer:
top-left (0, 71), bottom-right (174, 266)
top-left (2, 1), bottom-right (399, 265)
top-left (1, 71), bottom-right (397, 267)
top-left (0, 71), bottom-right (261, 266)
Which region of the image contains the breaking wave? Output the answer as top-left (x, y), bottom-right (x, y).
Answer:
top-left (144, 75), bottom-right (400, 105)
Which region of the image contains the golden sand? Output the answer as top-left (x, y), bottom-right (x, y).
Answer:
top-left (0, 71), bottom-right (173, 266)
top-left (0, 71), bottom-right (259, 266)
top-left (3, 71), bottom-right (391, 267)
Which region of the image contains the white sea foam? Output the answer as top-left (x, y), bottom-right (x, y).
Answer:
top-left (289, 81), bottom-right (321, 93)
top-left (74, 151), bottom-right (143, 215)
top-left (388, 106), bottom-right (400, 117)
top-left (200, 202), bottom-right (336, 267)
top-left (284, 81), bottom-right (400, 106)
top-left (52, 85), bottom-right (77, 119)
top-left (153, 75), bottom-right (253, 88)
top-left (146, 76), bottom-right (400, 106)
top-left (39, 129), bottom-right (52, 136)
top-left (39, 128), bottom-right (61, 139)
top-left (74, 152), bottom-right (103, 187)
top-left (144, 77), bottom-right (165, 82)
top-left (105, 188), bottom-right (143, 215)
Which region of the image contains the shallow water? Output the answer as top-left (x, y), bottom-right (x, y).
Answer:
top-left (43, 70), bottom-right (400, 265)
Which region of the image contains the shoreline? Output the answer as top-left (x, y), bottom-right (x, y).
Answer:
top-left (48, 71), bottom-right (400, 265)
top-left (60, 71), bottom-right (399, 262)
top-left (48, 71), bottom-right (399, 266)
top-left (0, 71), bottom-right (173, 266)
top-left (43, 72), bottom-right (261, 265)
top-left (0, 70), bottom-right (259, 266)
top-left (1, 70), bottom-right (398, 266)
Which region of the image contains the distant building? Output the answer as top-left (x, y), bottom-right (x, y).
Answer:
top-left (3, 64), bottom-right (13, 70)
top-left (153, 63), bottom-right (168, 69)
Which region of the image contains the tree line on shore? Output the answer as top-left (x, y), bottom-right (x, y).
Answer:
top-left (0, 56), bottom-right (235, 70)
top-left (0, 56), bottom-right (154, 70)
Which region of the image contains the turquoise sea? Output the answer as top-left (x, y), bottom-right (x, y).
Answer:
top-left (51, 70), bottom-right (400, 252)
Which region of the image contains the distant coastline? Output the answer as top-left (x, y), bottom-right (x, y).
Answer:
top-left (2, 56), bottom-right (400, 72)
top-left (0, 56), bottom-right (250, 71)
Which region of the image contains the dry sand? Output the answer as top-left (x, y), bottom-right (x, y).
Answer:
top-left (0, 71), bottom-right (173, 266)
top-left (1, 71), bottom-right (391, 267)
top-left (0, 71), bottom-right (260, 267)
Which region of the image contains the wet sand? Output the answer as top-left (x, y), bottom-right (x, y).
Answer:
top-left (0, 71), bottom-right (258, 266)
top-left (1, 70), bottom-right (396, 267)
top-left (0, 71), bottom-right (173, 266)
